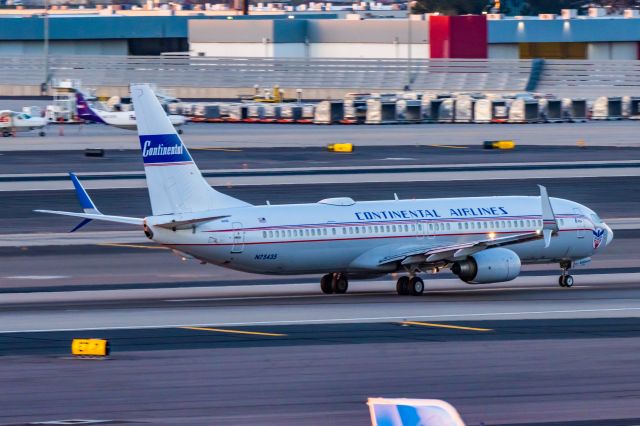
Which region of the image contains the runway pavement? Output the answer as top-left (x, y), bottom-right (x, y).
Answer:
top-left (2, 120), bottom-right (640, 426)
top-left (0, 230), bottom-right (638, 290)
top-left (1, 121), bottom-right (640, 151)
top-left (2, 318), bottom-right (640, 425)
top-left (3, 145), bottom-right (640, 175)
top-left (1, 176), bottom-right (636, 234)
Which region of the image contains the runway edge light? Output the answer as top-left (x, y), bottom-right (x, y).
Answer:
top-left (328, 143), bottom-right (353, 153)
top-left (71, 338), bottom-right (110, 357)
top-left (483, 140), bottom-right (515, 150)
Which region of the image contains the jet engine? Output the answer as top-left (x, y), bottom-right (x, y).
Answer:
top-left (451, 248), bottom-right (521, 284)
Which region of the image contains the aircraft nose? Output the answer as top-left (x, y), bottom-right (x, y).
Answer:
top-left (604, 223), bottom-right (614, 246)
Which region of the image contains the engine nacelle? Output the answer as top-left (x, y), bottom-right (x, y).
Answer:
top-left (451, 248), bottom-right (521, 284)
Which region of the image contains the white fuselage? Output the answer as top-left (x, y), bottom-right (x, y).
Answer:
top-left (0, 111), bottom-right (47, 135)
top-left (94, 109), bottom-right (186, 130)
top-left (147, 195), bottom-right (611, 276)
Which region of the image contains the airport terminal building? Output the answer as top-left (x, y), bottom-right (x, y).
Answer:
top-left (1, 9), bottom-right (640, 60)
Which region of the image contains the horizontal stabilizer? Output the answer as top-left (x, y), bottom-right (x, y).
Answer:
top-left (34, 209), bottom-right (143, 226)
top-left (154, 214), bottom-right (230, 230)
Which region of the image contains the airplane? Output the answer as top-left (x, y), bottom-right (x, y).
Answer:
top-left (75, 91), bottom-right (187, 134)
top-left (36, 84), bottom-right (614, 296)
top-left (0, 110), bottom-right (47, 137)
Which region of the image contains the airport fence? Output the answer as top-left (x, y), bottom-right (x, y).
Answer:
top-left (174, 93), bottom-right (640, 125)
top-left (2, 56), bottom-right (640, 99)
top-left (1, 55), bottom-right (532, 92)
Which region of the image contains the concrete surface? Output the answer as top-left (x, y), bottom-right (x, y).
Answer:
top-left (1, 121), bottom-right (640, 151)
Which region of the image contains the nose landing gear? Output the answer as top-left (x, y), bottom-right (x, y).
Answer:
top-left (559, 261), bottom-right (574, 288)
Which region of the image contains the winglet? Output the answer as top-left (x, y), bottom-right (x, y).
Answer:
top-left (538, 185), bottom-right (558, 248)
top-left (69, 173), bottom-right (101, 232)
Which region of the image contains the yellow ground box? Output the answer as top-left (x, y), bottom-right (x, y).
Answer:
top-left (483, 140), bottom-right (515, 150)
top-left (327, 143), bottom-right (353, 153)
top-left (71, 338), bottom-right (110, 357)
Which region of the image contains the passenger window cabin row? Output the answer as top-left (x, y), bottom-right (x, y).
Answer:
top-left (260, 218), bottom-right (557, 239)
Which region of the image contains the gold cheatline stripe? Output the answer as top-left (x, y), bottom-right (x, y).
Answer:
top-left (97, 243), bottom-right (168, 250)
top-left (401, 321), bottom-right (493, 332)
top-left (428, 144), bottom-right (467, 149)
top-left (180, 326), bottom-right (287, 337)
top-left (192, 148), bottom-right (243, 152)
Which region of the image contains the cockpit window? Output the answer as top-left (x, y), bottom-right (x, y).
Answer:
top-left (590, 213), bottom-right (602, 224)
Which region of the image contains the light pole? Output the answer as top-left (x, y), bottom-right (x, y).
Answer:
top-left (42, 0), bottom-right (49, 94)
top-left (405, 2), bottom-right (415, 91)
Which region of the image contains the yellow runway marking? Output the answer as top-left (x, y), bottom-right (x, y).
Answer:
top-left (428, 144), bottom-right (467, 149)
top-left (192, 148), bottom-right (243, 152)
top-left (97, 243), bottom-right (168, 250)
top-left (180, 326), bottom-right (287, 337)
top-left (401, 321), bottom-right (493, 332)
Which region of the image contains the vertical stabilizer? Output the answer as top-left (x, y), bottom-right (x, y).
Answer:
top-left (131, 84), bottom-right (251, 215)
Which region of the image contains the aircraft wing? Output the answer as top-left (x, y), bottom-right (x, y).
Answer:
top-left (378, 231), bottom-right (542, 267)
top-left (379, 185), bottom-right (559, 268)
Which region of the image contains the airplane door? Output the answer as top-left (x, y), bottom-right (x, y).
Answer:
top-left (230, 222), bottom-right (245, 253)
top-left (573, 208), bottom-right (584, 238)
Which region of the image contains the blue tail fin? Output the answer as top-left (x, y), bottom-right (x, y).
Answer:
top-left (69, 172), bottom-right (100, 232)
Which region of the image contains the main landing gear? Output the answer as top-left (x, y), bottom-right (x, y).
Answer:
top-left (559, 261), bottom-right (574, 288)
top-left (320, 273), bottom-right (348, 294)
top-left (396, 275), bottom-right (424, 296)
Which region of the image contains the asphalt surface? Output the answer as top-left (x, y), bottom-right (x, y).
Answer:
top-left (2, 176), bottom-right (637, 234)
top-left (2, 318), bottom-right (640, 425)
top-left (1, 230), bottom-right (638, 291)
top-left (3, 145), bottom-right (640, 175)
top-left (2, 121), bottom-right (640, 151)
top-left (2, 119), bottom-right (639, 425)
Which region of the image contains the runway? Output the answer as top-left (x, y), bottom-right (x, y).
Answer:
top-left (1, 229), bottom-right (638, 289)
top-left (3, 144), bottom-right (640, 175)
top-left (3, 318), bottom-right (640, 425)
top-left (1, 121), bottom-right (640, 152)
top-left (2, 120), bottom-right (640, 426)
top-left (2, 176), bottom-right (637, 233)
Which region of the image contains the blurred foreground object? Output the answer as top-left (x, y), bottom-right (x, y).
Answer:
top-left (368, 398), bottom-right (465, 426)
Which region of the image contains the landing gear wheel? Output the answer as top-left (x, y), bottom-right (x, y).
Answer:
top-left (320, 273), bottom-right (334, 294)
top-left (2, 132), bottom-right (10, 138)
top-left (177, 128), bottom-right (184, 135)
top-left (409, 277), bottom-right (424, 296)
top-left (39, 131), bottom-right (45, 137)
top-left (563, 275), bottom-right (574, 288)
top-left (333, 275), bottom-right (348, 294)
top-left (396, 276), bottom-right (410, 295)
top-left (559, 274), bottom-right (574, 288)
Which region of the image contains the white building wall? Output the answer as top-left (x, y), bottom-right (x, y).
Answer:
top-left (611, 42), bottom-right (638, 59)
top-left (190, 42), bottom-right (275, 58)
top-left (588, 42), bottom-right (638, 60)
top-left (488, 44), bottom-right (519, 59)
top-left (191, 42), bottom-right (429, 59)
top-left (310, 43), bottom-right (429, 59)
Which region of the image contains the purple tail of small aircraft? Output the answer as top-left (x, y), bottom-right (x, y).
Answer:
top-left (75, 92), bottom-right (105, 124)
